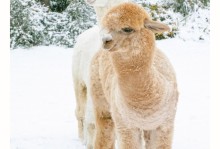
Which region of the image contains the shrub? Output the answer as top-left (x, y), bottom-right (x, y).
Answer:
top-left (136, 0), bottom-right (180, 40)
top-left (10, 0), bottom-right (48, 48)
top-left (10, 0), bottom-right (96, 49)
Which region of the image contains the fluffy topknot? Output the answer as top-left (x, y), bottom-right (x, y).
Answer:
top-left (102, 2), bottom-right (151, 31)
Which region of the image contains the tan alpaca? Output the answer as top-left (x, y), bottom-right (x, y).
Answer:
top-left (72, 1), bottom-right (131, 148)
top-left (90, 2), bottom-right (179, 149)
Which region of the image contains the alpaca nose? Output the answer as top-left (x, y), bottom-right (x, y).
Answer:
top-left (102, 33), bottom-right (113, 44)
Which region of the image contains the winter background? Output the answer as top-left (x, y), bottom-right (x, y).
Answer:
top-left (10, 0), bottom-right (210, 148)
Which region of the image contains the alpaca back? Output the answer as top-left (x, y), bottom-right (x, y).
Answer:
top-left (72, 25), bottom-right (101, 85)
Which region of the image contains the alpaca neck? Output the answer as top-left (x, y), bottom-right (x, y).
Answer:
top-left (112, 51), bottom-right (155, 97)
top-left (110, 44), bottom-right (165, 107)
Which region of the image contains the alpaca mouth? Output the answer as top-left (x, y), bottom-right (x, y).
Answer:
top-left (104, 40), bottom-right (112, 45)
top-left (103, 40), bottom-right (116, 51)
top-left (102, 33), bottom-right (116, 51)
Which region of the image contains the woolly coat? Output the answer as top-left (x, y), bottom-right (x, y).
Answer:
top-left (90, 2), bottom-right (179, 131)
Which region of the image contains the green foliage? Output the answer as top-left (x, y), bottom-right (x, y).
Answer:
top-left (138, 2), bottom-right (179, 40)
top-left (173, 0), bottom-right (210, 16)
top-left (10, 0), bottom-right (96, 49)
top-left (135, 0), bottom-right (210, 41)
top-left (10, 0), bottom-right (48, 48)
top-left (173, 0), bottom-right (194, 16)
top-left (11, 0), bottom-right (209, 49)
top-left (50, 0), bottom-right (70, 12)
top-left (65, 0), bottom-right (96, 34)
top-left (200, 0), bottom-right (209, 6)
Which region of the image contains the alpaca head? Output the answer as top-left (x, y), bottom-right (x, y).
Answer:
top-left (101, 2), bottom-right (170, 52)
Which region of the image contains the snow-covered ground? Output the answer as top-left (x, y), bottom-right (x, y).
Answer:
top-left (11, 38), bottom-right (209, 149)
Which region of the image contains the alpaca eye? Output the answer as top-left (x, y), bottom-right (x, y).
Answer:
top-left (122, 28), bottom-right (134, 33)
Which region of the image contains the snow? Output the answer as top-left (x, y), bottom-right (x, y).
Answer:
top-left (157, 39), bottom-right (209, 149)
top-left (10, 47), bottom-right (82, 149)
top-left (177, 8), bottom-right (210, 41)
top-left (11, 38), bottom-right (209, 149)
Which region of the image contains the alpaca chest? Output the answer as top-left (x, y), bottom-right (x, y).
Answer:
top-left (110, 82), bottom-right (177, 130)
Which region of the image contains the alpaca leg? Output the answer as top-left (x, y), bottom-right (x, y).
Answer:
top-left (116, 127), bottom-right (142, 149)
top-left (74, 79), bottom-right (87, 141)
top-left (111, 106), bottom-right (142, 149)
top-left (84, 93), bottom-right (96, 149)
top-left (90, 52), bottom-right (115, 148)
top-left (91, 82), bottom-right (115, 148)
top-left (144, 125), bottom-right (174, 149)
top-left (143, 130), bottom-right (156, 149)
top-left (85, 123), bottom-right (95, 149)
top-left (93, 109), bottom-right (115, 149)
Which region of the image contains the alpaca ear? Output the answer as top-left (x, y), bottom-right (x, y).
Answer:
top-left (144, 20), bottom-right (170, 33)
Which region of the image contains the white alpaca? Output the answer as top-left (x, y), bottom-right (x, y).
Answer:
top-left (90, 3), bottom-right (179, 149)
top-left (72, 0), bottom-right (130, 148)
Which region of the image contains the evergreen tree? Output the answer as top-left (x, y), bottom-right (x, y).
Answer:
top-left (38, 0), bottom-right (50, 7)
top-left (10, 0), bottom-right (48, 49)
top-left (173, 0), bottom-right (210, 16)
top-left (50, 0), bottom-right (70, 12)
top-left (10, 0), bottom-right (96, 49)
top-left (10, 0), bottom-right (209, 49)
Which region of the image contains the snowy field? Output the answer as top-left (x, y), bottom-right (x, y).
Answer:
top-left (11, 38), bottom-right (209, 149)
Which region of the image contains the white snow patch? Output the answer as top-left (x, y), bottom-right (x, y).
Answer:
top-left (177, 8), bottom-right (210, 41)
top-left (11, 39), bottom-right (209, 148)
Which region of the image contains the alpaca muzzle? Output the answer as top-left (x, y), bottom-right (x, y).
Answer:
top-left (101, 33), bottom-right (116, 51)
